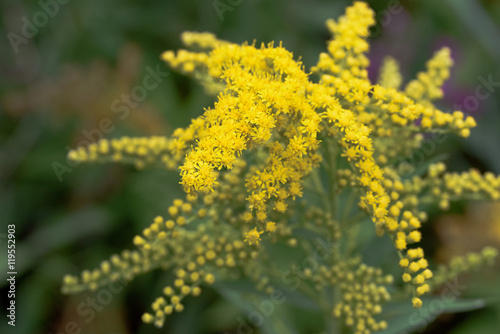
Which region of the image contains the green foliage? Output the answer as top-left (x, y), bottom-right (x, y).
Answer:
top-left (2, 1), bottom-right (500, 333)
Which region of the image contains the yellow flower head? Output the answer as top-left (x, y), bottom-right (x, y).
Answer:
top-left (244, 228), bottom-right (264, 245)
top-left (266, 222), bottom-right (277, 232)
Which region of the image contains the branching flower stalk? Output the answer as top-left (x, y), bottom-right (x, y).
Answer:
top-left (62, 2), bottom-right (498, 333)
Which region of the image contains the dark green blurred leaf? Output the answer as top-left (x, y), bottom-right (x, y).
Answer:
top-left (0, 205), bottom-right (113, 284)
top-left (378, 297), bottom-right (487, 334)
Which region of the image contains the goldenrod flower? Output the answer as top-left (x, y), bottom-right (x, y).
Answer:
top-left (244, 228), bottom-right (264, 245)
top-left (62, 2), bottom-right (499, 332)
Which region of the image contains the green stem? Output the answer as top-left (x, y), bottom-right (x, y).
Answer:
top-left (341, 211), bottom-right (367, 229)
top-left (345, 223), bottom-right (360, 258)
top-left (310, 168), bottom-right (331, 213)
top-left (324, 308), bottom-right (337, 334)
top-left (342, 188), bottom-right (358, 223)
top-left (326, 138), bottom-right (339, 219)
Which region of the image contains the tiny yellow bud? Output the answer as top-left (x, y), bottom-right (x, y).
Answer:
top-left (395, 232), bottom-right (407, 250)
top-left (198, 208), bottom-right (207, 218)
top-left (422, 269), bottom-right (433, 279)
top-left (386, 218), bottom-right (398, 231)
top-left (413, 274), bottom-right (425, 285)
top-left (409, 262), bottom-right (420, 273)
top-left (408, 231), bottom-right (422, 243)
top-left (417, 258), bottom-right (428, 269)
top-left (142, 313), bottom-right (154, 323)
top-left (181, 285), bottom-right (191, 295)
top-left (400, 220), bottom-right (408, 229)
top-left (187, 262), bottom-right (197, 271)
top-left (177, 216), bottom-right (186, 226)
top-left (155, 309), bottom-right (164, 319)
top-left (192, 286), bottom-right (202, 296)
top-left (165, 220), bottom-right (175, 229)
top-left (416, 284), bottom-right (430, 296)
top-left (379, 321), bottom-right (388, 330)
top-left (100, 261), bottom-right (110, 274)
top-left (163, 286), bottom-right (174, 296)
top-left (412, 297), bottom-right (423, 308)
top-left (460, 128), bottom-right (470, 137)
top-left (190, 272), bottom-right (200, 282)
top-left (168, 206), bottom-right (179, 217)
top-left (266, 222), bottom-right (277, 232)
top-left (407, 248), bottom-right (423, 259)
top-left (402, 273), bottom-right (412, 282)
top-left (133, 236), bottom-right (146, 246)
top-left (174, 303), bottom-right (184, 312)
top-left (205, 273), bottom-right (215, 284)
top-left (206, 250), bottom-right (216, 260)
top-left (181, 203), bottom-right (192, 213)
top-left (196, 255), bottom-right (206, 265)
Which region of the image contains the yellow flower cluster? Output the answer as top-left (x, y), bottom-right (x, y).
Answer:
top-left (63, 2), bottom-right (500, 332)
top-left (164, 40), bottom-right (324, 244)
top-left (67, 117), bottom-right (206, 170)
top-left (314, 1), bottom-right (374, 79)
top-left (329, 259), bottom-right (392, 332)
top-left (405, 47), bottom-right (452, 102)
top-left (386, 163), bottom-right (500, 211)
top-left (429, 247), bottom-right (498, 288)
top-left (63, 162), bottom-right (272, 327)
top-left (377, 56), bottom-right (402, 90)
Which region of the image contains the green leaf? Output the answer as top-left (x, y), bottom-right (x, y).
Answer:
top-left (213, 280), bottom-right (312, 334)
top-left (379, 297), bottom-right (487, 334)
top-left (0, 206), bottom-right (113, 285)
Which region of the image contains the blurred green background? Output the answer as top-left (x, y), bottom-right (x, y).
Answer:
top-left (1, 0), bottom-right (500, 333)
